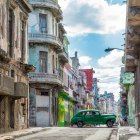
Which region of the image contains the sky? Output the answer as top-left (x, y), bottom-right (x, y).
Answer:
top-left (58, 0), bottom-right (126, 101)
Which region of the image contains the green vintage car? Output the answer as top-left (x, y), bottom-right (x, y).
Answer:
top-left (71, 110), bottom-right (116, 128)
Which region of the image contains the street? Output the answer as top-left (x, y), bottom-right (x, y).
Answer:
top-left (16, 127), bottom-right (117, 140)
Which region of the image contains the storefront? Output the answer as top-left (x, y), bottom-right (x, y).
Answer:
top-left (58, 92), bottom-right (75, 127)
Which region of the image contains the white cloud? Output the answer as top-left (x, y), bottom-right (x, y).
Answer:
top-left (79, 56), bottom-right (92, 65)
top-left (78, 50), bottom-right (123, 101)
top-left (98, 50), bottom-right (124, 68)
top-left (58, 0), bottom-right (126, 36)
top-left (94, 50), bottom-right (123, 101)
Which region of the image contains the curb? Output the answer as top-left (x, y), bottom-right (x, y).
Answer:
top-left (14, 128), bottom-right (49, 138)
top-left (109, 129), bottom-right (118, 140)
top-left (117, 124), bottom-right (120, 140)
top-left (0, 128), bottom-right (50, 140)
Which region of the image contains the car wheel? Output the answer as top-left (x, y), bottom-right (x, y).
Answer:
top-left (107, 121), bottom-right (113, 128)
top-left (77, 121), bottom-right (83, 128)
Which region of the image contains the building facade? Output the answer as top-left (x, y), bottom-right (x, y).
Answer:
top-left (28, 0), bottom-right (69, 127)
top-left (92, 78), bottom-right (99, 109)
top-left (99, 92), bottom-right (115, 114)
top-left (124, 0), bottom-right (140, 129)
top-left (80, 69), bottom-right (95, 109)
top-left (0, 0), bottom-right (32, 133)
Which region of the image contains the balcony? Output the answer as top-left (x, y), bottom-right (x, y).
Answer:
top-left (58, 49), bottom-right (69, 63)
top-left (29, 72), bottom-right (63, 86)
top-left (127, 34), bottom-right (140, 46)
top-left (14, 82), bottom-right (28, 98)
top-left (129, 0), bottom-right (140, 7)
top-left (129, 0), bottom-right (140, 16)
top-left (125, 43), bottom-right (137, 57)
top-left (128, 8), bottom-right (140, 26)
top-left (125, 55), bottom-right (136, 67)
top-left (125, 54), bottom-right (136, 72)
top-left (28, 0), bottom-right (62, 19)
top-left (0, 74), bottom-right (14, 96)
top-left (28, 33), bottom-right (63, 51)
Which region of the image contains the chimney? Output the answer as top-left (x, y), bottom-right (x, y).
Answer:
top-left (75, 51), bottom-right (77, 58)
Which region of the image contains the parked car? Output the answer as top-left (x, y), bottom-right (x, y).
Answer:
top-left (71, 110), bottom-right (116, 128)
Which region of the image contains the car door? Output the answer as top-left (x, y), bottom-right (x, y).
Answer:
top-left (84, 111), bottom-right (93, 124)
top-left (91, 111), bottom-right (102, 124)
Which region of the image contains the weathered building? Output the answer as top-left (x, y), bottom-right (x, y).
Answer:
top-left (28, 0), bottom-right (69, 127)
top-left (99, 92), bottom-right (115, 114)
top-left (92, 78), bottom-right (99, 109)
top-left (124, 0), bottom-right (140, 130)
top-left (0, 0), bottom-right (32, 133)
top-left (80, 68), bottom-right (95, 109)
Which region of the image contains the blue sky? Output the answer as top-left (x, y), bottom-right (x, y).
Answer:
top-left (58, 0), bottom-right (126, 100)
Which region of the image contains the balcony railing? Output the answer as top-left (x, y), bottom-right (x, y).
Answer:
top-left (59, 49), bottom-right (69, 63)
top-left (29, 72), bottom-right (63, 85)
top-left (0, 74), bottom-right (14, 96)
top-left (28, 33), bottom-right (63, 50)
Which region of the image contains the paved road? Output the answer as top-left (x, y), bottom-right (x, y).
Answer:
top-left (16, 126), bottom-right (117, 140)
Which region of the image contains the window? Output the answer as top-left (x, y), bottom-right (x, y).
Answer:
top-left (56, 57), bottom-right (57, 69)
top-left (52, 18), bottom-right (55, 35)
top-left (41, 92), bottom-right (49, 96)
top-left (39, 13), bottom-right (47, 33)
top-left (20, 20), bottom-right (25, 62)
top-left (8, 9), bottom-right (14, 57)
top-left (93, 112), bottom-right (100, 115)
top-left (39, 51), bottom-right (48, 73)
top-left (78, 112), bottom-right (85, 116)
top-left (55, 23), bottom-right (57, 36)
top-left (11, 70), bottom-right (15, 78)
top-left (86, 111), bottom-right (93, 116)
top-left (52, 55), bottom-right (55, 73)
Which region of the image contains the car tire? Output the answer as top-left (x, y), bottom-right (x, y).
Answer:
top-left (107, 120), bottom-right (113, 128)
top-left (77, 121), bottom-right (83, 128)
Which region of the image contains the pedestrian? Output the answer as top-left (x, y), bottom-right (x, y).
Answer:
top-left (123, 114), bottom-right (129, 126)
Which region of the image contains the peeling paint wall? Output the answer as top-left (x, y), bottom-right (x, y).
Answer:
top-left (0, 0), bottom-right (31, 133)
top-left (0, 0), bottom-right (8, 53)
top-left (128, 85), bottom-right (135, 126)
top-left (28, 9), bottom-right (58, 36)
top-left (29, 45), bottom-right (58, 74)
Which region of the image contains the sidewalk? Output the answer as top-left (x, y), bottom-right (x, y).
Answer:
top-left (118, 126), bottom-right (140, 140)
top-left (0, 127), bottom-right (51, 140)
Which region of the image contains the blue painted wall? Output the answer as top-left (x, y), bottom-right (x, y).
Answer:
top-left (29, 45), bottom-right (48, 72)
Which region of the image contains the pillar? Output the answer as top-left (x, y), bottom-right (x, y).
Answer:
top-left (49, 89), bottom-right (53, 126)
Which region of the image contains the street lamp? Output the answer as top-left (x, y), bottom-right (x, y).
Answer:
top-left (104, 47), bottom-right (124, 53)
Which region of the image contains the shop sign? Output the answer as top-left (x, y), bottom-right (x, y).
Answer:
top-left (123, 72), bottom-right (134, 84)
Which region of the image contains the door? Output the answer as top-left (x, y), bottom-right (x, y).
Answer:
top-left (84, 111), bottom-right (93, 124)
top-left (91, 111), bottom-right (102, 124)
top-left (0, 96), bottom-right (6, 133)
top-left (36, 95), bottom-right (50, 127)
